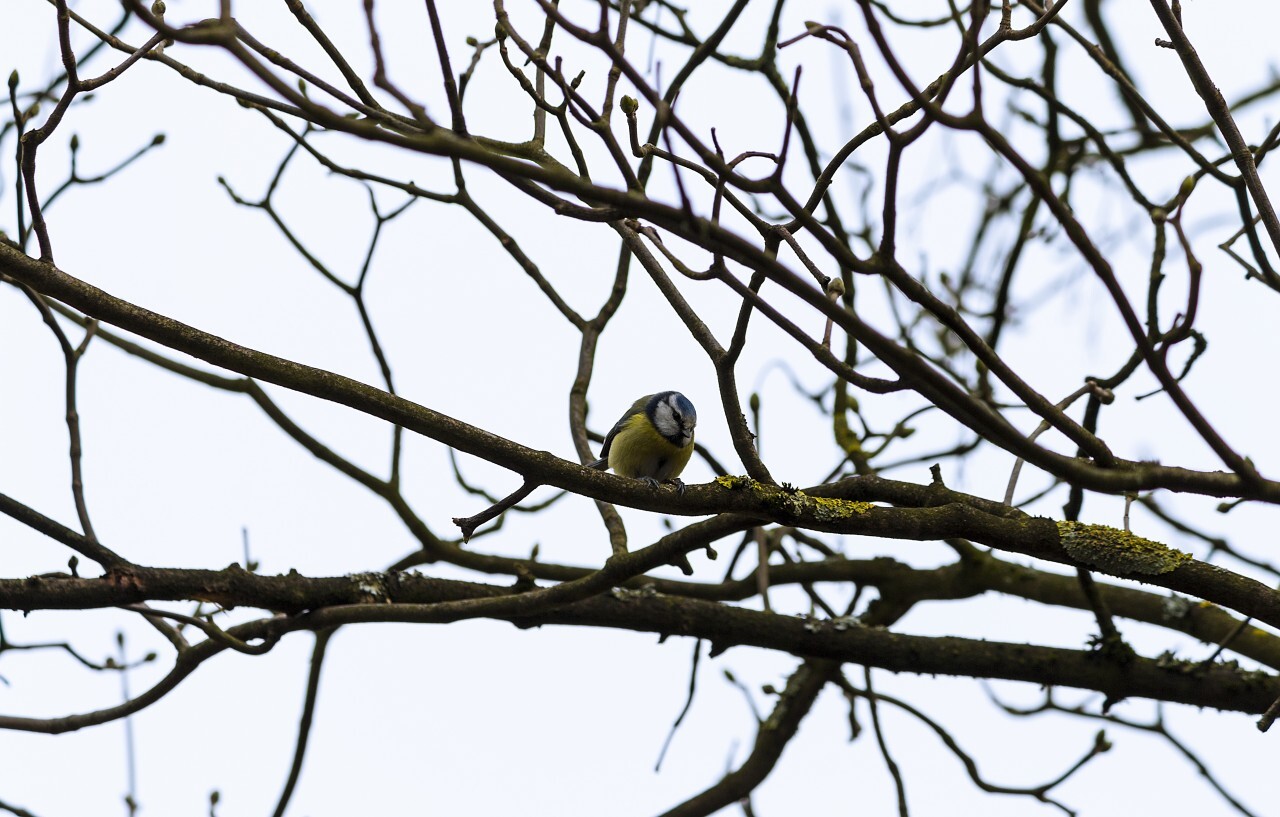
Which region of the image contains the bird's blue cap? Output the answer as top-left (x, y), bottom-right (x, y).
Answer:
top-left (671, 392), bottom-right (696, 421)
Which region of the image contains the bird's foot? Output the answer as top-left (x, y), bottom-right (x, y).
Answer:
top-left (640, 476), bottom-right (661, 489)
top-left (668, 478), bottom-right (687, 496)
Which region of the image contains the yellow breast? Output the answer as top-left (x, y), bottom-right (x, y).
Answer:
top-left (607, 413), bottom-right (694, 481)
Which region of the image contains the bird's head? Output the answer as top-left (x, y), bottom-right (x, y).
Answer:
top-left (649, 391), bottom-right (697, 447)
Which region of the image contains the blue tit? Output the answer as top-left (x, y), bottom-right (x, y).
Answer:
top-left (591, 391), bottom-right (697, 491)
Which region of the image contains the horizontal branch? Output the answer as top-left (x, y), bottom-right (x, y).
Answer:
top-left (0, 567), bottom-right (1273, 727)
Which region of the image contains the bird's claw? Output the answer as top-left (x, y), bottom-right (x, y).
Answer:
top-left (639, 477), bottom-right (686, 495)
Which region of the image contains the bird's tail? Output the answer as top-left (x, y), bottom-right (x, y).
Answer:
top-left (588, 457), bottom-right (609, 470)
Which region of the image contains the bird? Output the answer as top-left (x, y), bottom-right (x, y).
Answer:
top-left (590, 391), bottom-right (697, 492)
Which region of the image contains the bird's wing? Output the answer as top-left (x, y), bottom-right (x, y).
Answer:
top-left (597, 395), bottom-right (651, 462)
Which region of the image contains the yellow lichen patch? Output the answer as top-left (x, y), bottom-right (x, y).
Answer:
top-left (713, 475), bottom-right (874, 520)
top-left (1057, 521), bottom-right (1192, 575)
top-left (809, 494), bottom-right (874, 519)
